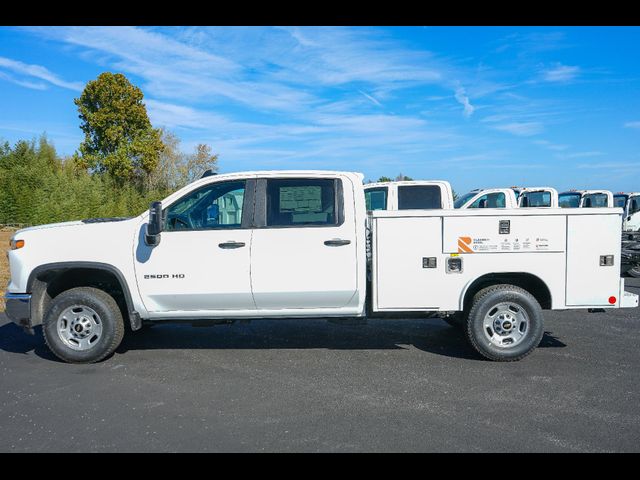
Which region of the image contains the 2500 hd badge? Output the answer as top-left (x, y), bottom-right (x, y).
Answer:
top-left (144, 274), bottom-right (185, 279)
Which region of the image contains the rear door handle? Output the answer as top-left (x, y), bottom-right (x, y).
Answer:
top-left (219, 241), bottom-right (246, 249)
top-left (324, 239), bottom-right (351, 247)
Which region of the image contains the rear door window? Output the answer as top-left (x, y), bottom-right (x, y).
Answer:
top-left (266, 178), bottom-right (338, 227)
top-left (397, 185), bottom-right (442, 209)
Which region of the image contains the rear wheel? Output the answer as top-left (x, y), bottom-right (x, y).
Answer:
top-left (43, 287), bottom-right (125, 364)
top-left (466, 284), bottom-right (544, 361)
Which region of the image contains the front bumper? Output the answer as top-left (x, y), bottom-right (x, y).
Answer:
top-left (4, 293), bottom-right (33, 332)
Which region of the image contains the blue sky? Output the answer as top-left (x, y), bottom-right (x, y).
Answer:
top-left (0, 26), bottom-right (639, 193)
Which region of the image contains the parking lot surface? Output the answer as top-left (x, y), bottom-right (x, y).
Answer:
top-left (1, 278), bottom-right (639, 452)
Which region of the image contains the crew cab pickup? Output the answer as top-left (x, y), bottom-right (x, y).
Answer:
top-left (5, 170), bottom-right (638, 363)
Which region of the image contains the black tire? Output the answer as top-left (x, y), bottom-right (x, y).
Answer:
top-left (42, 287), bottom-right (125, 364)
top-left (465, 284), bottom-right (544, 362)
top-left (629, 266), bottom-right (640, 278)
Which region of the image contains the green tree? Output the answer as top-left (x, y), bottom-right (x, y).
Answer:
top-left (377, 176), bottom-right (393, 182)
top-left (74, 72), bottom-right (164, 184)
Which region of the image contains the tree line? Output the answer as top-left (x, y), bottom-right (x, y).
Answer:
top-left (0, 72), bottom-right (217, 226)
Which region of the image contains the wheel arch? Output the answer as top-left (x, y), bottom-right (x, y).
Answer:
top-left (27, 262), bottom-right (140, 330)
top-left (460, 272), bottom-right (552, 312)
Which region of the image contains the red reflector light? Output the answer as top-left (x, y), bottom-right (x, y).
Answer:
top-left (608, 296), bottom-right (617, 305)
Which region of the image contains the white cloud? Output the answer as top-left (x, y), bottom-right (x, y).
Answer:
top-left (578, 162), bottom-right (637, 170)
top-left (493, 122), bottom-right (543, 136)
top-left (0, 71), bottom-right (47, 90)
top-left (358, 90), bottom-right (382, 107)
top-left (533, 139), bottom-right (569, 151)
top-left (0, 56), bottom-right (83, 91)
top-left (558, 151), bottom-right (603, 159)
top-left (24, 26), bottom-right (495, 120)
top-left (624, 121), bottom-right (640, 129)
top-left (454, 86), bottom-right (475, 118)
top-left (542, 64), bottom-right (580, 83)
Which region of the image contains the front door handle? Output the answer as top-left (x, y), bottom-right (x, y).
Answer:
top-left (219, 241), bottom-right (246, 249)
top-left (324, 239), bottom-right (351, 247)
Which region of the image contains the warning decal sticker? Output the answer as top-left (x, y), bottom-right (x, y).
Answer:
top-left (457, 236), bottom-right (473, 253)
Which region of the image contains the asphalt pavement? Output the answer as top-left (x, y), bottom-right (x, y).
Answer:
top-left (1, 278), bottom-right (639, 452)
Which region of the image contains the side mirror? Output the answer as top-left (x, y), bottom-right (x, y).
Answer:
top-left (145, 201), bottom-right (163, 247)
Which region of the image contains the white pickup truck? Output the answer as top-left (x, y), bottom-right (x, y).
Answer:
top-left (614, 192), bottom-right (640, 232)
top-left (559, 190), bottom-right (614, 209)
top-left (5, 170), bottom-right (638, 364)
top-left (454, 187), bottom-right (558, 209)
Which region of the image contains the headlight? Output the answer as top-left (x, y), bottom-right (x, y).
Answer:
top-left (9, 238), bottom-right (25, 250)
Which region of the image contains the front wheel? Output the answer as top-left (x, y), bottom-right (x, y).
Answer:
top-left (465, 284), bottom-right (544, 362)
top-left (42, 287), bottom-right (125, 364)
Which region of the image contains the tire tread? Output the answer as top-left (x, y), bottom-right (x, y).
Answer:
top-left (465, 284), bottom-right (542, 362)
top-left (43, 287), bottom-right (125, 364)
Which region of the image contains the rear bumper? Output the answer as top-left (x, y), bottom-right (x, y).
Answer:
top-left (4, 293), bottom-right (33, 331)
top-left (622, 290), bottom-right (639, 308)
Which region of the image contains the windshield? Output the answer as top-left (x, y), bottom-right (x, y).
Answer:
top-left (614, 194), bottom-right (628, 209)
top-left (558, 192), bottom-right (581, 208)
top-left (454, 191), bottom-right (478, 208)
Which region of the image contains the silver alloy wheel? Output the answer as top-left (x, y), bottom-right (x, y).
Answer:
top-left (482, 302), bottom-right (529, 348)
top-left (56, 305), bottom-right (103, 351)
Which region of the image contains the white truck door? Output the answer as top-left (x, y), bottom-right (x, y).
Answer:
top-left (566, 213), bottom-right (622, 306)
top-left (134, 179), bottom-right (255, 313)
top-left (626, 196), bottom-right (640, 231)
top-left (250, 176), bottom-right (358, 309)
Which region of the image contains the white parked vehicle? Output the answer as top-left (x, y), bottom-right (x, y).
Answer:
top-left (5, 170), bottom-right (638, 364)
top-left (559, 190), bottom-right (614, 209)
top-left (614, 192), bottom-right (640, 232)
top-left (454, 188), bottom-right (518, 209)
top-left (364, 180), bottom-right (454, 211)
top-left (517, 187), bottom-right (559, 208)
